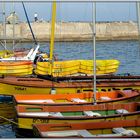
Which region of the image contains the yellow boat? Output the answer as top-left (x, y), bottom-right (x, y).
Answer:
top-left (1, 76), bottom-right (140, 95)
top-left (0, 67), bottom-right (33, 74)
top-left (0, 65), bottom-right (33, 70)
top-left (35, 59), bottom-right (120, 77)
top-left (0, 49), bottom-right (29, 58)
top-left (0, 71), bottom-right (33, 76)
top-left (34, 2), bottom-right (119, 78)
top-left (0, 50), bottom-right (14, 58)
top-left (15, 102), bottom-right (140, 130)
top-left (0, 68), bottom-right (33, 76)
top-left (0, 61), bottom-right (33, 76)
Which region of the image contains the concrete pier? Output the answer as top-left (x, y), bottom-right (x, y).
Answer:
top-left (0, 21), bottom-right (139, 42)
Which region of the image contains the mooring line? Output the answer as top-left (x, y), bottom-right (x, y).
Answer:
top-left (0, 115), bottom-right (27, 128)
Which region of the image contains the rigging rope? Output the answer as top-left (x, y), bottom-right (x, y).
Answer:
top-left (22, 2), bottom-right (38, 45)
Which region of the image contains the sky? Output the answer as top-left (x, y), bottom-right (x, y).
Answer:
top-left (0, 2), bottom-right (137, 22)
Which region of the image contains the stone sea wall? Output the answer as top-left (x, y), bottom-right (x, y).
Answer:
top-left (0, 21), bottom-right (139, 42)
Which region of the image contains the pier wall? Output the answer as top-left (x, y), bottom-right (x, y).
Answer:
top-left (0, 21), bottom-right (139, 42)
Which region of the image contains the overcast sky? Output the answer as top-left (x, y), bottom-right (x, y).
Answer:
top-left (0, 2), bottom-right (137, 22)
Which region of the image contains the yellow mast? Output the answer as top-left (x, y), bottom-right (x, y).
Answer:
top-left (49, 1), bottom-right (57, 75)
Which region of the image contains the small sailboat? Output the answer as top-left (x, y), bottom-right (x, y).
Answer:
top-left (34, 1), bottom-right (120, 78)
top-left (32, 119), bottom-right (140, 138)
top-left (0, 2), bottom-right (40, 62)
top-left (0, 2), bottom-right (41, 77)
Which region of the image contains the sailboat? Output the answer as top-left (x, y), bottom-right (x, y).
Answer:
top-left (0, 2), bottom-right (41, 76)
top-left (0, 2), bottom-right (40, 62)
top-left (34, 2), bottom-right (120, 78)
top-left (0, 2), bottom-right (39, 61)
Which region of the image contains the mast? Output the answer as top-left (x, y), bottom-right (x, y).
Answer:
top-left (49, 1), bottom-right (57, 75)
top-left (92, 2), bottom-right (97, 104)
top-left (12, 1), bottom-right (15, 50)
top-left (2, 2), bottom-right (7, 50)
top-left (136, 2), bottom-right (140, 42)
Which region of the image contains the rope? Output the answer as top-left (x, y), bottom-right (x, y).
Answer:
top-left (22, 2), bottom-right (38, 45)
top-left (0, 115), bottom-right (27, 128)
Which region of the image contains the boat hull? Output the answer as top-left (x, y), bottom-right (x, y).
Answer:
top-left (35, 60), bottom-right (120, 77)
top-left (16, 112), bottom-right (140, 130)
top-left (13, 90), bottom-right (140, 105)
top-left (15, 101), bottom-right (140, 130)
top-left (32, 119), bottom-right (140, 138)
top-left (0, 61), bottom-right (33, 76)
top-left (1, 77), bottom-right (140, 95)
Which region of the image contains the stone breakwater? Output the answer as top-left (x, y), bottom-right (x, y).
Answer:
top-left (0, 21), bottom-right (139, 42)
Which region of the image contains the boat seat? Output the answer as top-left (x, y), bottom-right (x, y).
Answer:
top-left (84, 111), bottom-right (101, 117)
top-left (41, 129), bottom-right (94, 137)
top-left (112, 127), bottom-right (137, 136)
top-left (19, 111), bottom-right (63, 117)
top-left (43, 99), bottom-right (55, 103)
top-left (100, 96), bottom-right (111, 101)
top-left (19, 112), bottom-right (50, 117)
top-left (19, 99), bottom-right (55, 104)
top-left (94, 133), bottom-right (123, 137)
top-left (71, 98), bottom-right (87, 103)
top-left (50, 112), bottom-right (63, 117)
top-left (78, 130), bottom-right (94, 137)
top-left (116, 109), bottom-right (129, 114)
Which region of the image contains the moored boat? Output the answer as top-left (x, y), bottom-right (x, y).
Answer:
top-left (13, 90), bottom-right (140, 105)
top-left (32, 119), bottom-right (140, 138)
top-left (35, 59), bottom-right (120, 77)
top-left (0, 61), bottom-right (33, 76)
top-left (15, 102), bottom-right (140, 130)
top-left (1, 76), bottom-right (140, 95)
top-left (0, 49), bottom-right (30, 58)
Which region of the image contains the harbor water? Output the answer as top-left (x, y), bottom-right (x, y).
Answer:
top-left (0, 40), bottom-right (140, 138)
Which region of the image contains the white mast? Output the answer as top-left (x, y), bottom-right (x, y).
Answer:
top-left (2, 2), bottom-right (7, 50)
top-left (136, 2), bottom-right (140, 36)
top-left (92, 2), bottom-right (97, 105)
top-left (12, 1), bottom-right (15, 50)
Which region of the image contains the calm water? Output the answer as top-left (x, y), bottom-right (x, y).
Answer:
top-left (0, 40), bottom-right (140, 138)
top-left (5, 40), bottom-right (140, 75)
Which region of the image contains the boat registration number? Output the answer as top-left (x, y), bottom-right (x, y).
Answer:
top-left (15, 87), bottom-right (27, 91)
top-left (33, 118), bottom-right (49, 123)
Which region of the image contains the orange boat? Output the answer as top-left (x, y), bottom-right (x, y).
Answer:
top-left (0, 61), bottom-right (32, 66)
top-left (13, 90), bottom-right (140, 105)
top-left (32, 119), bottom-right (140, 138)
top-left (14, 102), bottom-right (140, 137)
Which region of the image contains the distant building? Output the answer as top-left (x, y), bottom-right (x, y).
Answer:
top-left (6, 12), bottom-right (19, 24)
